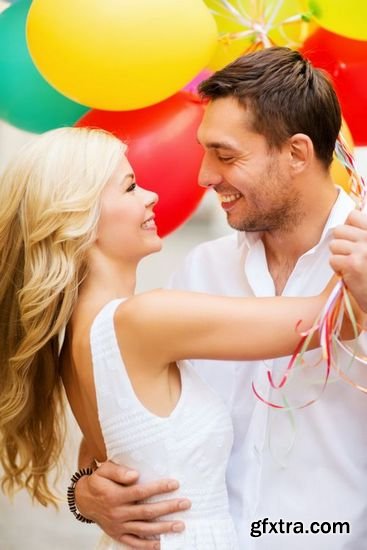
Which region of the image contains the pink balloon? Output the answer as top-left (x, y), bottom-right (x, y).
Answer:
top-left (183, 69), bottom-right (213, 96)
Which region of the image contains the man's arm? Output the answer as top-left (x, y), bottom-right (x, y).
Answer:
top-left (74, 439), bottom-right (190, 549)
top-left (330, 209), bottom-right (367, 312)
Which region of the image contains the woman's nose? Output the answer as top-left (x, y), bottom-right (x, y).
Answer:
top-left (143, 187), bottom-right (159, 207)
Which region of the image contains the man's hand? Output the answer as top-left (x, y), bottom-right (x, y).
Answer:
top-left (330, 210), bottom-right (367, 312)
top-left (75, 461), bottom-right (191, 549)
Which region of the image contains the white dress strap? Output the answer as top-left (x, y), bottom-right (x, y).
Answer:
top-left (89, 298), bottom-right (137, 425)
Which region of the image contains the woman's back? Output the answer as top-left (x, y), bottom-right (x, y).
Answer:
top-left (89, 299), bottom-right (239, 549)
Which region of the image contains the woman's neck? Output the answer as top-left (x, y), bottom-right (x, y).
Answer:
top-left (79, 256), bottom-right (137, 305)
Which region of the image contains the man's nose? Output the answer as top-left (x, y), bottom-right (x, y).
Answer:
top-left (198, 159), bottom-right (222, 189)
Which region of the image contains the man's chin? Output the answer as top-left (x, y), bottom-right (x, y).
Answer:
top-left (227, 218), bottom-right (263, 232)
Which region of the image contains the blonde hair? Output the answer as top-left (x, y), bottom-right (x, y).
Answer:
top-left (0, 127), bottom-right (126, 505)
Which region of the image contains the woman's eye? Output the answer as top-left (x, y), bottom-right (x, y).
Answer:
top-left (126, 182), bottom-right (136, 192)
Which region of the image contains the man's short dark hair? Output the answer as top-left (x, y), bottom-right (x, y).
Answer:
top-left (199, 47), bottom-right (341, 168)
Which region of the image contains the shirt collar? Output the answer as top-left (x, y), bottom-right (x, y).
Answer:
top-left (236, 187), bottom-right (356, 250)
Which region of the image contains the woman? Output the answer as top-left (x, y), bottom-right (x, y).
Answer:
top-left (0, 127), bottom-right (356, 549)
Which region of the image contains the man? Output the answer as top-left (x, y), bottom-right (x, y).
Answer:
top-left (72, 48), bottom-right (367, 549)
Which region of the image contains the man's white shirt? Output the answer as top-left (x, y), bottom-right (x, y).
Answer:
top-left (169, 189), bottom-right (367, 549)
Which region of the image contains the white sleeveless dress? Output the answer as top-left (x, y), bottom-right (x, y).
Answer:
top-left (91, 299), bottom-right (239, 549)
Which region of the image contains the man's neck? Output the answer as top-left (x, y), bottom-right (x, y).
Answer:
top-left (263, 184), bottom-right (339, 295)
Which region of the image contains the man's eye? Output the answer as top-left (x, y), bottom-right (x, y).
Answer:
top-left (126, 182), bottom-right (136, 192)
top-left (218, 156), bottom-right (233, 162)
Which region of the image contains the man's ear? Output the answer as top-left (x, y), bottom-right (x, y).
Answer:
top-left (288, 133), bottom-right (314, 174)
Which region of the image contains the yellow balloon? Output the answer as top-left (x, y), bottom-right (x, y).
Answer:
top-left (308, 0), bottom-right (367, 41)
top-left (205, 0), bottom-right (313, 70)
top-left (331, 119), bottom-right (354, 194)
top-left (26, 0), bottom-right (218, 110)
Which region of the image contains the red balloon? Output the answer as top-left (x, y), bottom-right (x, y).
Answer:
top-left (301, 29), bottom-right (367, 145)
top-left (76, 92), bottom-right (205, 236)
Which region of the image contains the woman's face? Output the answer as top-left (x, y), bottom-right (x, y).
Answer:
top-left (96, 154), bottom-right (162, 263)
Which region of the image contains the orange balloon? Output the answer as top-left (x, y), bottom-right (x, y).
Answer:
top-left (331, 119), bottom-right (354, 193)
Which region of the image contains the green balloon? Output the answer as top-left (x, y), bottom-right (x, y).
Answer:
top-left (0, 0), bottom-right (88, 133)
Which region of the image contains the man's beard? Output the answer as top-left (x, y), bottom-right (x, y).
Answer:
top-left (227, 194), bottom-right (304, 233)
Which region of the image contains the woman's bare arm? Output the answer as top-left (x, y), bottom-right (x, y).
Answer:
top-left (118, 277), bottom-right (357, 366)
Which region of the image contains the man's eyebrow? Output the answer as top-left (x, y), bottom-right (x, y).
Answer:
top-left (196, 138), bottom-right (238, 150)
top-left (207, 141), bottom-right (237, 149)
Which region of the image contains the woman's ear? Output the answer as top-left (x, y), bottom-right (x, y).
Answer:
top-left (288, 133), bottom-right (314, 174)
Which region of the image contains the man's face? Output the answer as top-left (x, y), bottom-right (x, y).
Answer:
top-left (197, 96), bottom-right (302, 233)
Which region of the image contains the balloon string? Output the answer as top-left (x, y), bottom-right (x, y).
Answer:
top-left (273, 13), bottom-right (311, 29)
top-left (217, 0), bottom-right (254, 27)
top-left (212, 1), bottom-right (310, 51)
top-left (265, 0), bottom-right (286, 30)
top-left (209, 3), bottom-right (243, 25)
top-left (334, 132), bottom-right (367, 209)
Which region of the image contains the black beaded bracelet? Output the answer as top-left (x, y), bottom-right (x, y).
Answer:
top-left (67, 467), bottom-right (95, 524)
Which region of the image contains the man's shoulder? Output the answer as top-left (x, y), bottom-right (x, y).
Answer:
top-left (186, 232), bottom-right (240, 261)
top-left (169, 231), bottom-right (246, 293)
